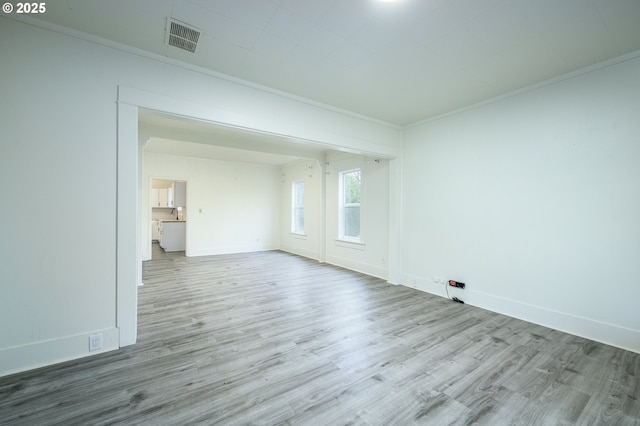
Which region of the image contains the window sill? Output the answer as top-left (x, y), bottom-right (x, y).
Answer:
top-left (335, 239), bottom-right (365, 250)
top-left (290, 232), bottom-right (307, 240)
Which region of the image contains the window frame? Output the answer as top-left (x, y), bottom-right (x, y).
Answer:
top-left (338, 168), bottom-right (362, 243)
top-left (291, 180), bottom-right (305, 235)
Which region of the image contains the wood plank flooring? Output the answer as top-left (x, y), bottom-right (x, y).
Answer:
top-left (1, 247), bottom-right (639, 425)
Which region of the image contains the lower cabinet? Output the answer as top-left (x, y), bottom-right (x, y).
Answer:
top-left (159, 221), bottom-right (186, 252)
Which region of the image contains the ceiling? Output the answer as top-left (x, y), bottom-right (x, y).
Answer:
top-left (33, 0), bottom-right (640, 127)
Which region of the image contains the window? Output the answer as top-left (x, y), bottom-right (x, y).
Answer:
top-left (339, 169), bottom-right (361, 241)
top-left (292, 180), bottom-right (305, 234)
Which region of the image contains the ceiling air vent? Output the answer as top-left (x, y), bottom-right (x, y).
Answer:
top-left (166, 18), bottom-right (201, 53)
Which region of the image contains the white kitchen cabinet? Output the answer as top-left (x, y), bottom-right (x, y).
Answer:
top-left (151, 188), bottom-right (160, 207)
top-left (173, 181), bottom-right (186, 207)
top-left (151, 188), bottom-right (174, 207)
top-left (159, 221), bottom-right (185, 252)
top-left (161, 188), bottom-right (173, 207)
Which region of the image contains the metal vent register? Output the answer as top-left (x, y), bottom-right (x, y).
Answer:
top-left (166, 19), bottom-right (200, 53)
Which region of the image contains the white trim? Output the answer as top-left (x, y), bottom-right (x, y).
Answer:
top-left (280, 247), bottom-right (321, 261)
top-left (4, 14), bottom-right (401, 130)
top-left (116, 85), bottom-right (401, 355)
top-left (334, 239), bottom-right (366, 250)
top-left (406, 49), bottom-right (640, 129)
top-left (0, 328), bottom-right (119, 378)
top-left (292, 180), bottom-right (305, 234)
top-left (320, 159), bottom-right (327, 263)
top-left (9, 15), bottom-right (640, 131)
top-left (325, 255), bottom-right (387, 280)
top-left (387, 157), bottom-right (403, 285)
top-left (403, 274), bottom-right (445, 296)
top-left (471, 290), bottom-right (640, 355)
top-left (123, 87), bottom-right (400, 159)
top-left (401, 274), bottom-right (640, 354)
top-left (338, 168), bottom-right (362, 242)
top-left (116, 101), bottom-right (139, 347)
top-left (187, 246), bottom-right (279, 257)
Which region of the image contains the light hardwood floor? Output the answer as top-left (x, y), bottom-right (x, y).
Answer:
top-left (1, 247), bottom-right (639, 425)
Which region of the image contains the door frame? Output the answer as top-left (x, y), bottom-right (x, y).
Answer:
top-left (116, 86), bottom-right (402, 348)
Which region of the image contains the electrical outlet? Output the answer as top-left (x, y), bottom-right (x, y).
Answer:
top-left (89, 334), bottom-right (103, 351)
top-left (448, 280), bottom-right (466, 289)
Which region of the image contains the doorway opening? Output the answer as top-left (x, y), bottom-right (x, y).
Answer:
top-left (150, 179), bottom-right (187, 259)
top-left (116, 86), bottom-right (400, 350)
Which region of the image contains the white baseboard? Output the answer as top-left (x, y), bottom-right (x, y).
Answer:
top-left (470, 290), bottom-right (640, 354)
top-left (279, 247), bottom-right (320, 261)
top-left (403, 273), bottom-right (446, 296)
top-left (401, 274), bottom-right (640, 354)
top-left (0, 327), bottom-right (120, 378)
top-left (187, 244), bottom-right (279, 257)
top-left (325, 255), bottom-right (388, 280)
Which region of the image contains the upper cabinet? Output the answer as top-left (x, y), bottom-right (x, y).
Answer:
top-left (151, 187), bottom-right (174, 207)
top-left (174, 182), bottom-right (186, 207)
top-left (151, 180), bottom-right (185, 208)
top-left (151, 188), bottom-right (160, 207)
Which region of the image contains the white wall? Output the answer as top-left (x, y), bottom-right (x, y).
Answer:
top-left (279, 155), bottom-right (392, 280)
top-left (0, 16), bottom-right (400, 377)
top-left (402, 56), bottom-right (640, 352)
top-left (5, 11), bottom-right (635, 380)
top-left (0, 18), bottom-right (123, 375)
top-left (279, 160), bottom-right (323, 260)
top-left (143, 152), bottom-right (281, 258)
top-left (325, 154), bottom-right (390, 279)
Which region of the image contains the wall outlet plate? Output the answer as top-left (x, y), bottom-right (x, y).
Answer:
top-left (89, 334), bottom-right (103, 351)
